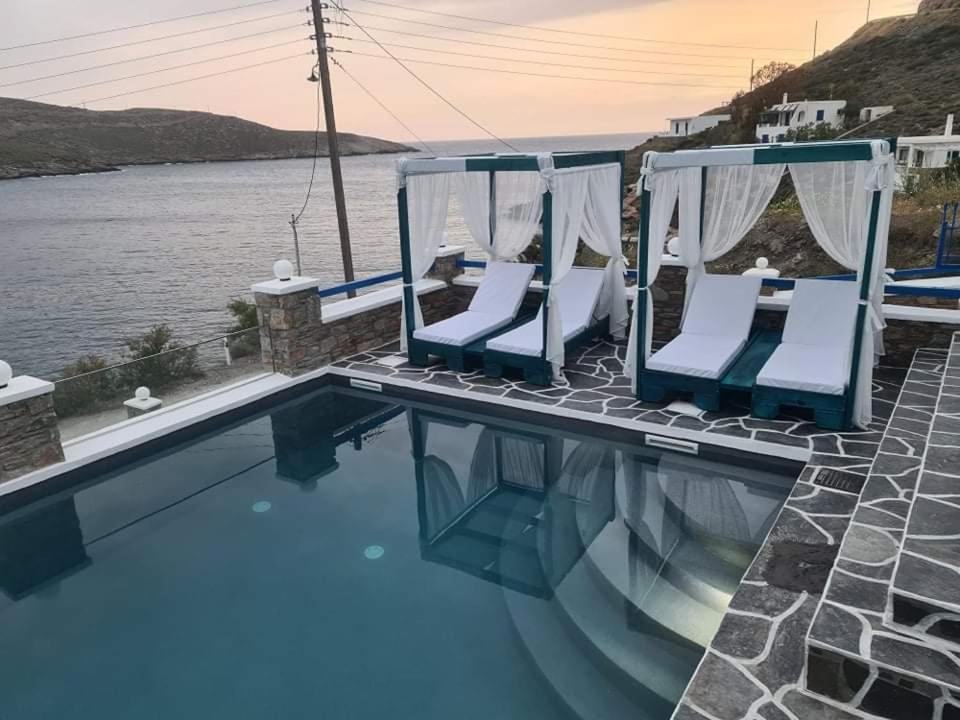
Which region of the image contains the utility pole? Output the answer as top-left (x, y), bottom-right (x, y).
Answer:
top-left (749, 58), bottom-right (755, 90)
top-left (310, 0), bottom-right (356, 297)
top-left (866, 0), bottom-right (872, 22)
top-left (812, 20), bottom-right (819, 59)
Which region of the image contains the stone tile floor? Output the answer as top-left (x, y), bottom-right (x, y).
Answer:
top-left (335, 339), bottom-right (906, 470)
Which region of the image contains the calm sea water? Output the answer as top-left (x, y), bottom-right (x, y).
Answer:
top-left (0, 132), bottom-right (650, 378)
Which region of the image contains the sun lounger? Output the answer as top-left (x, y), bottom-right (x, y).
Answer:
top-left (639, 274), bottom-right (763, 411)
top-left (408, 261), bottom-right (536, 371)
top-left (483, 267), bottom-right (609, 385)
top-left (752, 279), bottom-right (860, 430)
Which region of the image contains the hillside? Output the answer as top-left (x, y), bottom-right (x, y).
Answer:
top-left (0, 97), bottom-right (415, 179)
top-left (619, 0), bottom-right (960, 276)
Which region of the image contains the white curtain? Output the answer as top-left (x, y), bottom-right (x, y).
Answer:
top-left (789, 154), bottom-right (894, 429)
top-left (543, 164), bottom-right (591, 378)
top-left (401, 173), bottom-right (451, 351)
top-left (454, 171), bottom-right (544, 261)
top-left (679, 164), bottom-right (784, 309)
top-left (581, 164), bottom-right (630, 339)
top-left (623, 169), bottom-right (680, 391)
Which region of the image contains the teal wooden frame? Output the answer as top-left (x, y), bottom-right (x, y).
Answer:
top-left (632, 139), bottom-right (894, 429)
top-left (398, 150), bottom-right (626, 383)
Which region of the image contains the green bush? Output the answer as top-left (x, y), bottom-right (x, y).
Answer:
top-left (119, 325), bottom-right (201, 390)
top-left (54, 355), bottom-right (120, 418)
top-left (226, 297), bottom-right (261, 359)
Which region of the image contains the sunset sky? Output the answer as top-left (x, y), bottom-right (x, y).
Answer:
top-left (2, 0), bottom-right (922, 141)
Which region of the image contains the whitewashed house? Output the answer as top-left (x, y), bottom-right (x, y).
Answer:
top-left (755, 94), bottom-right (847, 143)
top-left (667, 114), bottom-right (731, 137)
top-left (860, 106), bottom-right (895, 123)
top-left (896, 114), bottom-right (960, 184)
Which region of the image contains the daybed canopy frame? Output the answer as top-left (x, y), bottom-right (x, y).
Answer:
top-left (396, 150), bottom-right (626, 382)
top-left (627, 139), bottom-right (896, 430)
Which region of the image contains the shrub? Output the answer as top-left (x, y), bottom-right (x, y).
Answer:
top-left (226, 297), bottom-right (261, 359)
top-left (119, 325), bottom-right (201, 390)
top-left (54, 355), bottom-right (120, 418)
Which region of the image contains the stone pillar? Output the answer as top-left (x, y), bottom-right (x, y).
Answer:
top-left (251, 260), bottom-right (323, 376)
top-left (427, 245), bottom-right (466, 283)
top-left (0, 362), bottom-right (65, 483)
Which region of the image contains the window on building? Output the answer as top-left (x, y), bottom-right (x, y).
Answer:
top-left (797, 110), bottom-right (806, 123)
top-left (948, 150), bottom-right (960, 163)
top-left (914, 150), bottom-right (925, 168)
top-left (761, 134), bottom-right (770, 143)
top-left (776, 134), bottom-right (785, 142)
top-left (898, 147), bottom-right (910, 163)
top-left (816, 109), bottom-right (825, 122)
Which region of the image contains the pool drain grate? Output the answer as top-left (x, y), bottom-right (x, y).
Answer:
top-left (813, 468), bottom-right (866, 495)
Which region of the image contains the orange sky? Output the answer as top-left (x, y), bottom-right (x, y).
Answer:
top-left (2, 0), bottom-right (922, 141)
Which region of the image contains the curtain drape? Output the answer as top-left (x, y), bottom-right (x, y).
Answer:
top-left (581, 164), bottom-right (630, 339)
top-left (543, 163), bottom-right (591, 378)
top-left (679, 164), bottom-right (784, 312)
top-left (789, 154), bottom-right (894, 429)
top-left (623, 169), bottom-right (681, 391)
top-left (401, 173), bottom-right (451, 351)
top-left (454, 171), bottom-right (544, 261)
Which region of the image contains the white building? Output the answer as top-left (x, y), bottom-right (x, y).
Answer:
top-left (755, 94), bottom-right (847, 143)
top-left (896, 114), bottom-right (960, 182)
top-left (860, 106), bottom-right (895, 123)
top-left (667, 114), bottom-right (731, 137)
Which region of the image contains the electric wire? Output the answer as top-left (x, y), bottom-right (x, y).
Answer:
top-left (25, 38), bottom-right (309, 99)
top-left (351, 0), bottom-right (809, 53)
top-left (338, 9), bottom-right (784, 62)
top-left (329, 2), bottom-right (518, 152)
top-left (342, 49), bottom-right (745, 90)
top-left (293, 70), bottom-right (323, 223)
top-left (0, 0), bottom-right (296, 52)
top-left (330, 56), bottom-right (434, 152)
top-left (336, 36), bottom-right (749, 80)
top-left (0, 10), bottom-right (308, 71)
top-left (338, 24), bottom-right (750, 70)
top-left (76, 51), bottom-right (310, 105)
top-left (0, 24), bottom-right (306, 90)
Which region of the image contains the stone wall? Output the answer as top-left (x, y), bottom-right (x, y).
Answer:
top-left (0, 393), bottom-right (65, 483)
top-left (650, 265), bottom-right (686, 345)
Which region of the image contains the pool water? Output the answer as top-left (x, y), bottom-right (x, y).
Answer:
top-left (0, 388), bottom-right (794, 720)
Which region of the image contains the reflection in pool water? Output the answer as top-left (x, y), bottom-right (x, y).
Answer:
top-left (0, 388), bottom-right (793, 720)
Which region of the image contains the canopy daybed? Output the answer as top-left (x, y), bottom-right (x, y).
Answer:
top-left (624, 139), bottom-right (896, 430)
top-left (396, 151), bottom-right (630, 385)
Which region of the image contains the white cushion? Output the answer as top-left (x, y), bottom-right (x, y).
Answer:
top-left (782, 279), bottom-right (859, 347)
top-left (486, 268), bottom-right (607, 357)
top-left (468, 261), bottom-right (536, 318)
top-left (413, 310), bottom-right (512, 346)
top-left (757, 342), bottom-right (849, 395)
top-left (682, 274), bottom-right (763, 342)
top-left (647, 334), bottom-right (746, 380)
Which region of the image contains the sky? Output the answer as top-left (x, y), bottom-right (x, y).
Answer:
top-left (1, 0), bottom-right (923, 142)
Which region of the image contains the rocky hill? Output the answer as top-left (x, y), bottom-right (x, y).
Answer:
top-left (0, 97), bottom-right (415, 179)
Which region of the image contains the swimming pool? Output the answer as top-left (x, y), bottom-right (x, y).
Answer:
top-left (0, 385), bottom-right (796, 719)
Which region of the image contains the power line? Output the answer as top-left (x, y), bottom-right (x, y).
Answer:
top-left (351, 0), bottom-right (809, 53)
top-left (336, 36), bottom-right (749, 80)
top-left (343, 49), bottom-right (744, 90)
top-left (293, 70), bottom-right (323, 223)
top-left (330, 2), bottom-right (518, 152)
top-left (348, 23), bottom-right (750, 70)
top-left (330, 56), bottom-right (434, 152)
top-left (77, 51), bottom-right (310, 105)
top-left (0, 25), bottom-right (305, 90)
top-left (340, 8), bottom-right (785, 62)
top-left (25, 38), bottom-right (308, 100)
top-left (0, 10), bottom-right (306, 71)
top-left (0, 0), bottom-right (295, 52)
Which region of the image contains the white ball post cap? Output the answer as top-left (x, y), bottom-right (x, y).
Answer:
top-left (756, 257), bottom-right (769, 270)
top-left (667, 237), bottom-right (680, 256)
top-left (273, 259), bottom-right (294, 282)
top-left (0, 360), bottom-right (11, 389)
top-left (135, 386), bottom-right (151, 401)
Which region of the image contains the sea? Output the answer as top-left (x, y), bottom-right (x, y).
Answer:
top-left (0, 132), bottom-right (651, 379)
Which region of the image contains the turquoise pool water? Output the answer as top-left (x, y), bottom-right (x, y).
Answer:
top-left (0, 387), bottom-right (794, 719)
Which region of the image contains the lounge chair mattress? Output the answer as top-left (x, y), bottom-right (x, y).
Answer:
top-left (757, 342), bottom-right (849, 396)
top-left (413, 311), bottom-right (513, 346)
top-left (468, 261), bottom-right (536, 318)
top-left (782, 280), bottom-right (859, 346)
top-left (681, 275), bottom-right (763, 342)
top-left (485, 317), bottom-right (587, 357)
top-left (646, 334), bottom-right (746, 380)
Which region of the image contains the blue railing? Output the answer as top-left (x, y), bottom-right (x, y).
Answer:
top-left (456, 258), bottom-right (960, 300)
top-left (318, 271), bottom-right (404, 299)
